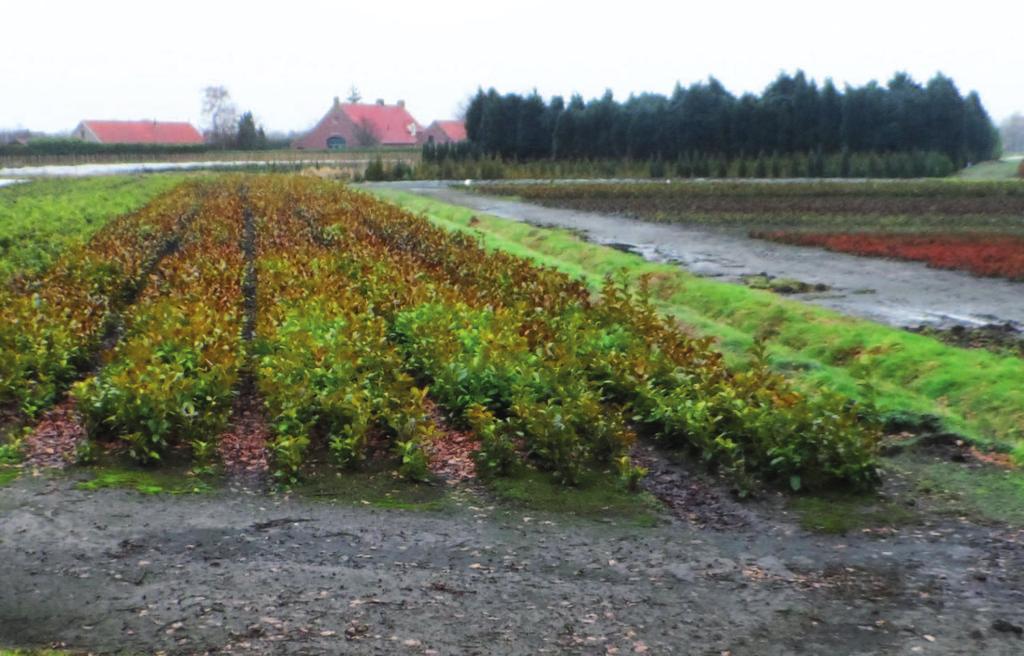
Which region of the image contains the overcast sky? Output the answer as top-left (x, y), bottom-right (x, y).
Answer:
top-left (2, 0), bottom-right (1021, 134)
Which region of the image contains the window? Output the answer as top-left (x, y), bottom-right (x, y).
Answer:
top-left (326, 135), bottom-right (346, 149)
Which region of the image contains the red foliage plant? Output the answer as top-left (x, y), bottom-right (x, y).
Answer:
top-left (753, 231), bottom-right (1024, 282)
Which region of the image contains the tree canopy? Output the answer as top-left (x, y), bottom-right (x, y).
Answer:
top-left (464, 72), bottom-right (999, 166)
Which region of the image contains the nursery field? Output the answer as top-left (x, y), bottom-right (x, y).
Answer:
top-left (477, 179), bottom-right (1024, 225)
top-left (4, 174), bottom-right (1024, 655)
top-left (475, 179), bottom-right (1024, 282)
top-left (1, 175), bottom-right (879, 491)
top-left (0, 175), bottom-right (186, 284)
top-left (752, 231), bottom-right (1024, 281)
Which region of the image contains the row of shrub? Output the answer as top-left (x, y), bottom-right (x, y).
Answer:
top-left (0, 138), bottom-right (210, 158)
top-left (0, 182), bottom-right (204, 417)
top-left (0, 175), bottom-right (184, 285)
top-left (369, 150), bottom-right (959, 182)
top-left (74, 183), bottom-right (245, 463)
top-left (249, 179), bottom-right (437, 482)
top-left (12, 176), bottom-right (880, 492)
top-left (283, 178), bottom-right (880, 491)
top-left (752, 231), bottom-right (1024, 282)
top-left (481, 179), bottom-right (1024, 200)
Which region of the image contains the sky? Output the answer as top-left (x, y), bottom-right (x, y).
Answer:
top-left (2, 0), bottom-right (1022, 134)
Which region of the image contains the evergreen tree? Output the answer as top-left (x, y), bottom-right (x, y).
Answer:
top-left (516, 91), bottom-right (549, 158)
top-left (236, 112), bottom-right (259, 150)
top-left (963, 91), bottom-right (998, 163)
top-left (461, 72), bottom-right (993, 175)
top-left (818, 79), bottom-right (844, 152)
top-left (925, 73), bottom-right (966, 164)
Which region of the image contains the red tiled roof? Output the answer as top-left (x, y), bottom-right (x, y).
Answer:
top-left (434, 120), bottom-right (467, 142)
top-left (80, 120), bottom-right (204, 145)
top-left (340, 103), bottom-right (421, 145)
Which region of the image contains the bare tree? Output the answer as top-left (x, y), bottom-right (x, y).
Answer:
top-left (353, 118), bottom-right (380, 146)
top-left (201, 85), bottom-right (239, 147)
top-left (346, 85), bottom-right (362, 104)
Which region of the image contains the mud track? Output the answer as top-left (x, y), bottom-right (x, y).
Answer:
top-left (2, 456), bottom-right (1024, 655)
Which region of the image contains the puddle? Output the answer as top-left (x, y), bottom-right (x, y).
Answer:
top-left (372, 181), bottom-right (1024, 330)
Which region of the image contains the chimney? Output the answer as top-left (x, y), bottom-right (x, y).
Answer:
top-left (376, 98), bottom-right (385, 106)
top-left (333, 96), bottom-right (340, 106)
top-left (397, 99), bottom-right (405, 108)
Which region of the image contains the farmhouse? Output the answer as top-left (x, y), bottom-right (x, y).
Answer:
top-left (292, 98), bottom-right (422, 150)
top-left (419, 120), bottom-right (467, 145)
top-left (72, 120), bottom-right (204, 145)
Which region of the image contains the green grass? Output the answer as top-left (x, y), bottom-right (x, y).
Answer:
top-left (898, 456), bottom-right (1024, 526)
top-left (789, 492), bottom-right (919, 534)
top-left (292, 461), bottom-right (450, 511)
top-left (488, 467), bottom-right (662, 526)
top-left (0, 466), bottom-right (18, 487)
top-left (0, 174), bottom-right (186, 283)
top-left (373, 189), bottom-right (1024, 459)
top-left (76, 464), bottom-right (214, 495)
top-left (956, 159), bottom-right (1022, 180)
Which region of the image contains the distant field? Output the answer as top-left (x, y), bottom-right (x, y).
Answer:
top-left (0, 175), bottom-right (185, 284)
top-left (957, 159), bottom-right (1022, 180)
top-left (476, 179), bottom-right (1024, 229)
top-left (475, 178), bottom-right (1024, 283)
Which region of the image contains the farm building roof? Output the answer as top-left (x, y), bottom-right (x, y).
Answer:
top-left (338, 102), bottom-right (422, 145)
top-left (431, 120), bottom-right (467, 142)
top-left (78, 120), bottom-right (204, 145)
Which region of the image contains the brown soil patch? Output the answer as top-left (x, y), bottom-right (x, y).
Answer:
top-left (23, 398), bottom-right (86, 468)
top-left (424, 400), bottom-right (478, 483)
top-left (217, 394), bottom-right (270, 476)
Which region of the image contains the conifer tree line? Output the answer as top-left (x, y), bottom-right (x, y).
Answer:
top-left (462, 71), bottom-right (999, 169)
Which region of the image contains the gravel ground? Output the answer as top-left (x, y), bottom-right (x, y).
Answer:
top-left (2, 459), bottom-right (1023, 655)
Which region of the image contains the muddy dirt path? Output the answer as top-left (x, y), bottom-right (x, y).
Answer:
top-left (2, 466), bottom-right (1023, 655)
top-left (372, 182), bottom-right (1024, 330)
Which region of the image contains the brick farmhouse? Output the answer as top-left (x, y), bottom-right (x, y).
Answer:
top-left (292, 98), bottom-right (467, 150)
top-left (292, 98), bottom-right (422, 150)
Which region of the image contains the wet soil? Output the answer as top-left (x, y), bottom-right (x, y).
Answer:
top-left (908, 323), bottom-right (1024, 358)
top-left (372, 182), bottom-right (1024, 330)
top-left (738, 273), bottom-right (830, 295)
top-left (2, 446), bottom-right (1024, 655)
